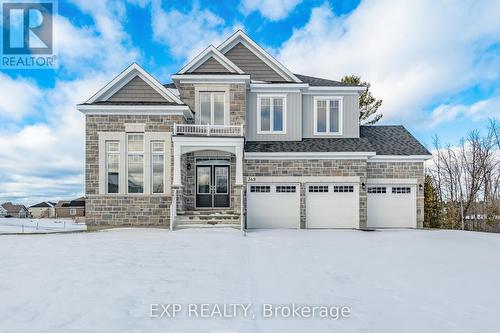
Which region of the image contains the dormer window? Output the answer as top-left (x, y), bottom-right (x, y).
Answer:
top-left (314, 97), bottom-right (343, 135)
top-left (257, 94), bottom-right (286, 134)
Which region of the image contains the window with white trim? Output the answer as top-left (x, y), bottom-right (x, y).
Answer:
top-left (70, 208), bottom-right (77, 216)
top-left (314, 97), bottom-right (342, 135)
top-left (127, 134), bottom-right (144, 193)
top-left (199, 91), bottom-right (225, 125)
top-left (258, 95), bottom-right (286, 134)
top-left (151, 141), bottom-right (165, 194)
top-left (106, 141), bottom-right (120, 194)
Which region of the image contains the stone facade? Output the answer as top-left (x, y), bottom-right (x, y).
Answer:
top-left (367, 161), bottom-right (425, 228)
top-left (86, 196), bottom-right (170, 226)
top-left (228, 84), bottom-right (246, 127)
top-left (85, 115), bottom-right (184, 226)
top-left (244, 159), bottom-right (368, 228)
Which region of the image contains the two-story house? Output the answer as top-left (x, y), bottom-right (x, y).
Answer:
top-left (77, 30), bottom-right (431, 230)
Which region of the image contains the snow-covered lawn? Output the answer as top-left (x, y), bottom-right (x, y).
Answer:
top-left (0, 218), bottom-right (86, 234)
top-left (0, 229), bottom-right (499, 333)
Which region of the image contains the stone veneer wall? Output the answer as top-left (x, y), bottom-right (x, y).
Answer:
top-left (85, 114), bottom-right (185, 226)
top-left (86, 196), bottom-right (170, 226)
top-left (367, 161), bottom-right (425, 228)
top-left (244, 159), bottom-right (368, 228)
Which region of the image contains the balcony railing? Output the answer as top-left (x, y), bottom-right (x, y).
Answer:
top-left (173, 124), bottom-right (244, 137)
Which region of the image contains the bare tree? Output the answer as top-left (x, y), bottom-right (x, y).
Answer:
top-left (427, 121), bottom-right (500, 231)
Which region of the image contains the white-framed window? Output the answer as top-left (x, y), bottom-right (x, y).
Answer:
top-left (313, 96), bottom-right (342, 135)
top-left (198, 91), bottom-right (226, 125)
top-left (127, 134), bottom-right (144, 193)
top-left (106, 141), bottom-right (120, 194)
top-left (151, 141), bottom-right (165, 194)
top-left (257, 94), bottom-right (286, 134)
top-left (70, 208), bottom-right (77, 216)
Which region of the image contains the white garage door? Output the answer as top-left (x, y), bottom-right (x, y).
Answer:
top-left (367, 185), bottom-right (416, 228)
top-left (246, 183), bottom-right (300, 229)
top-left (306, 184), bottom-right (359, 228)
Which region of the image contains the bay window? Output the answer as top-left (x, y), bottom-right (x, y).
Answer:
top-left (314, 97), bottom-right (342, 135)
top-left (199, 91), bottom-right (225, 125)
top-left (127, 134), bottom-right (144, 193)
top-left (106, 141), bottom-right (119, 194)
top-left (151, 141), bottom-right (165, 194)
top-left (257, 95), bottom-right (286, 134)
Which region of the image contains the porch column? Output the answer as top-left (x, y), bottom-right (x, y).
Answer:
top-left (235, 142), bottom-right (244, 186)
top-left (173, 142), bottom-right (182, 187)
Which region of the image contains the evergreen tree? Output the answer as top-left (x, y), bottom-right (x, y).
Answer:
top-left (341, 75), bottom-right (383, 125)
top-left (424, 175), bottom-right (441, 228)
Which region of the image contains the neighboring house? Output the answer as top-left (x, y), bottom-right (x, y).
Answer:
top-left (0, 205), bottom-right (7, 218)
top-left (29, 201), bottom-right (56, 218)
top-left (77, 30), bottom-right (431, 230)
top-left (1, 203), bottom-right (30, 218)
top-left (55, 198), bottom-right (86, 219)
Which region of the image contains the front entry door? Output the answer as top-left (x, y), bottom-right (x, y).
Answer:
top-left (196, 165), bottom-right (230, 208)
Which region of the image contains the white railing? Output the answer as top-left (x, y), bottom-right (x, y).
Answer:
top-left (169, 189), bottom-right (177, 231)
top-left (174, 124), bottom-right (244, 137)
top-left (240, 188), bottom-right (245, 235)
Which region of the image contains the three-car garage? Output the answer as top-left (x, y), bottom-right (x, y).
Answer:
top-left (246, 181), bottom-right (417, 229)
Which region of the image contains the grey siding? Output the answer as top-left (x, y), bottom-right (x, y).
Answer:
top-left (246, 92), bottom-right (302, 141)
top-left (108, 76), bottom-right (168, 102)
top-left (302, 94), bottom-right (359, 138)
top-left (224, 42), bottom-right (286, 82)
top-left (192, 57), bottom-right (231, 73)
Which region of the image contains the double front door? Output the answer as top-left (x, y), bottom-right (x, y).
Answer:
top-left (196, 165), bottom-right (230, 208)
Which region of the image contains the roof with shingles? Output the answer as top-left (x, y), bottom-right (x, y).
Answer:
top-left (30, 201), bottom-right (55, 208)
top-left (294, 74), bottom-right (361, 87)
top-left (244, 126), bottom-right (431, 156)
top-left (1, 202), bottom-right (28, 213)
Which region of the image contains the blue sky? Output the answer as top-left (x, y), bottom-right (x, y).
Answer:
top-left (0, 0), bottom-right (499, 204)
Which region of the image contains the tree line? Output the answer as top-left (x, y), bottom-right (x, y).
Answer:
top-left (425, 120), bottom-right (500, 231)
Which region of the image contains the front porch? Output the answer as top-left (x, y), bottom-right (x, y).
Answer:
top-left (170, 136), bottom-right (245, 230)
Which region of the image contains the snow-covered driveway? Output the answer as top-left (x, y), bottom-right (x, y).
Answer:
top-left (0, 229), bottom-right (499, 333)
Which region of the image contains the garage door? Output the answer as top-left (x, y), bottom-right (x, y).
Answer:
top-left (246, 183), bottom-right (300, 229)
top-left (306, 184), bottom-right (359, 228)
top-left (367, 185), bottom-right (416, 228)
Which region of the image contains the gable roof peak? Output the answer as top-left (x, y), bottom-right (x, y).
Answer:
top-left (217, 30), bottom-right (301, 83)
top-left (177, 44), bottom-right (244, 74)
top-left (84, 63), bottom-right (184, 105)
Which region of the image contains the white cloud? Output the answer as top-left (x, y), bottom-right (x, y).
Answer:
top-left (240, 0), bottom-right (302, 20)
top-left (0, 2), bottom-right (140, 204)
top-left (278, 0), bottom-right (500, 123)
top-left (151, 1), bottom-right (240, 59)
top-left (0, 73), bottom-right (41, 121)
top-left (429, 96), bottom-right (500, 128)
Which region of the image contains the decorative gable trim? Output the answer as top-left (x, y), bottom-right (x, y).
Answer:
top-left (217, 30), bottom-right (301, 83)
top-left (85, 63), bottom-right (184, 105)
top-left (178, 45), bottom-right (245, 74)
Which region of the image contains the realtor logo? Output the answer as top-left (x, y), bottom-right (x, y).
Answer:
top-left (1, 0), bottom-right (57, 68)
